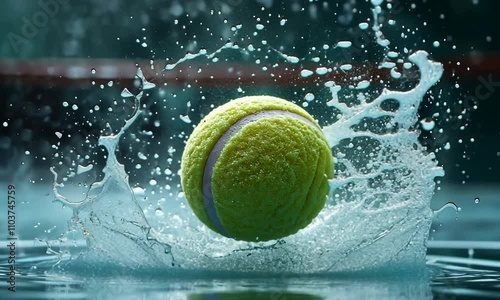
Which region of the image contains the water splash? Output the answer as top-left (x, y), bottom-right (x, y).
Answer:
top-left (51, 92), bottom-right (175, 268)
top-left (51, 2), bottom-right (446, 274)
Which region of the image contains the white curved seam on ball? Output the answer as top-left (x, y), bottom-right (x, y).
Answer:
top-left (202, 109), bottom-right (323, 238)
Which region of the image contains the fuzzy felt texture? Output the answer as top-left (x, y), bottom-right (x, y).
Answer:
top-left (181, 96), bottom-right (333, 241)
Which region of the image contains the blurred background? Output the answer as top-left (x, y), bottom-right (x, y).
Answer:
top-left (0, 0), bottom-right (498, 243)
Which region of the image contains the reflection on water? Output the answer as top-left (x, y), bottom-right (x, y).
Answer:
top-left (1, 248), bottom-right (500, 299)
top-left (187, 291), bottom-right (323, 299)
top-left (0, 253), bottom-right (427, 299)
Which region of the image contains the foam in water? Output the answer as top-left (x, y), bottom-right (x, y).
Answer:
top-left (51, 2), bottom-right (445, 273)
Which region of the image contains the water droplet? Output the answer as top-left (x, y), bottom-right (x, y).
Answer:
top-left (256, 24), bottom-right (264, 30)
top-left (285, 56), bottom-right (299, 64)
top-left (380, 62), bottom-right (396, 69)
top-left (468, 248), bottom-right (474, 259)
top-left (155, 208), bottom-right (164, 217)
top-left (300, 69), bottom-right (314, 78)
top-left (433, 41), bottom-right (440, 47)
top-left (377, 38), bottom-right (390, 47)
top-left (143, 81), bottom-right (156, 90)
top-left (168, 147), bottom-right (176, 156)
top-left (133, 186), bottom-right (146, 197)
top-left (2, 122), bottom-right (8, 127)
top-left (355, 80), bottom-right (370, 90)
top-left (77, 164), bottom-right (93, 175)
top-left (390, 67), bottom-right (402, 79)
top-left (387, 51), bottom-right (399, 58)
top-left (305, 93), bottom-right (315, 101)
top-left (340, 64), bottom-right (352, 71)
top-left (138, 152), bottom-right (148, 160)
top-left (315, 67), bottom-right (329, 75)
top-left (336, 41), bottom-right (352, 48)
top-left (420, 118), bottom-right (435, 131)
top-left (433, 202), bottom-right (459, 215)
top-left (474, 197), bottom-right (480, 204)
top-left (91, 68), bottom-right (96, 75)
top-left (180, 115), bottom-right (192, 123)
top-left (358, 22), bottom-right (369, 30)
top-left (403, 62), bottom-right (413, 69)
top-left (121, 88), bottom-right (134, 98)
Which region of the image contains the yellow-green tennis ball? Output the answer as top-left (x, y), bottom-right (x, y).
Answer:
top-left (181, 96), bottom-right (333, 242)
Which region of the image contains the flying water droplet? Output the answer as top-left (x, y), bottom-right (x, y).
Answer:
top-left (355, 80), bottom-right (370, 89)
top-left (390, 67), bottom-right (402, 79)
top-left (300, 69), bottom-right (314, 78)
top-left (358, 22), bottom-right (369, 30)
top-left (315, 67), bottom-right (329, 75)
top-left (132, 186), bottom-right (146, 197)
top-left (287, 56), bottom-right (300, 64)
top-left (420, 118), bottom-right (435, 131)
top-left (180, 115), bottom-right (192, 123)
top-left (305, 93), bottom-right (315, 101)
top-left (468, 248), bottom-right (474, 259)
top-left (121, 88), bottom-right (134, 98)
top-left (336, 41), bottom-right (352, 48)
top-left (433, 202), bottom-right (459, 215)
top-left (340, 64), bottom-right (352, 71)
top-left (77, 164), bottom-right (94, 175)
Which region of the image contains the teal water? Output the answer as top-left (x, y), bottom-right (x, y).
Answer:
top-left (1, 184), bottom-right (499, 299)
top-left (1, 1), bottom-right (499, 299)
top-left (1, 244), bottom-right (499, 299)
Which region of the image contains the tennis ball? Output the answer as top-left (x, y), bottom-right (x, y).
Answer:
top-left (181, 96), bottom-right (333, 242)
